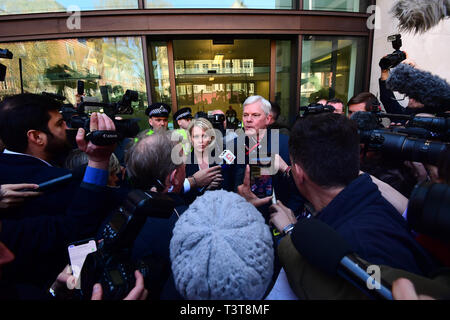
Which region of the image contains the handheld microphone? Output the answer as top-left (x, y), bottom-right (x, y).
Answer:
top-left (219, 149), bottom-right (236, 164)
top-left (291, 218), bottom-right (393, 300)
top-left (386, 64), bottom-right (450, 111)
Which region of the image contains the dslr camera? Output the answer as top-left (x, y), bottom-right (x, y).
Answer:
top-left (299, 103), bottom-right (335, 118)
top-left (80, 189), bottom-right (176, 300)
top-left (379, 34), bottom-right (407, 70)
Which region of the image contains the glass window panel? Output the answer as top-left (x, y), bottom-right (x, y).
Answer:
top-left (275, 40), bottom-right (292, 125)
top-left (172, 39), bottom-right (270, 127)
top-left (303, 0), bottom-right (370, 13)
top-left (300, 35), bottom-right (368, 109)
top-left (145, 0), bottom-right (293, 10)
top-left (0, 37), bottom-right (148, 128)
top-left (0, 0), bottom-right (138, 15)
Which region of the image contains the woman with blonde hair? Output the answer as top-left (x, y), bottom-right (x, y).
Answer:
top-left (182, 117), bottom-right (225, 205)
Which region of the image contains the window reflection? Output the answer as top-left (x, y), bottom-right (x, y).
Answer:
top-left (171, 39), bottom-right (270, 123)
top-left (275, 40), bottom-right (292, 124)
top-left (303, 0), bottom-right (370, 13)
top-left (300, 36), bottom-right (367, 107)
top-left (0, 0), bottom-right (138, 15)
top-left (145, 0), bottom-right (292, 9)
top-left (0, 37), bottom-right (148, 127)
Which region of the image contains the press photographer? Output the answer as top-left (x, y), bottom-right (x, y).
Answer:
top-left (379, 40), bottom-right (450, 117)
top-left (350, 110), bottom-right (449, 197)
top-left (62, 86), bottom-right (140, 148)
top-left (84, 131), bottom-right (186, 300)
top-left (266, 113), bottom-right (440, 299)
top-left (0, 93), bottom-right (118, 298)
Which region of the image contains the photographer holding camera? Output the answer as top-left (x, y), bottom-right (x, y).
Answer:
top-left (0, 93), bottom-right (118, 298)
top-left (116, 131), bottom-right (188, 300)
top-left (378, 35), bottom-right (434, 118)
top-left (263, 113), bottom-right (442, 299)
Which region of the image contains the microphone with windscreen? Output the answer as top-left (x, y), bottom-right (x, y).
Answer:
top-left (290, 218), bottom-right (393, 300)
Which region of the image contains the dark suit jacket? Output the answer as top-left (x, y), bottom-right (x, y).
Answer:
top-left (0, 153), bottom-right (114, 291)
top-left (227, 130), bottom-right (305, 217)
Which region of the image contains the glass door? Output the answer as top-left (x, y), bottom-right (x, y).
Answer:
top-left (172, 39), bottom-right (270, 125)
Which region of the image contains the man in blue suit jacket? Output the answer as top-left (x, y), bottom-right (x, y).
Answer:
top-left (227, 95), bottom-right (304, 217)
top-left (0, 93), bottom-right (117, 296)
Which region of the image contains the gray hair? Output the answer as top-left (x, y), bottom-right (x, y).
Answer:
top-left (242, 95), bottom-right (272, 116)
top-left (126, 131), bottom-right (181, 190)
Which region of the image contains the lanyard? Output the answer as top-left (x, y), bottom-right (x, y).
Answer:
top-left (245, 136), bottom-right (260, 155)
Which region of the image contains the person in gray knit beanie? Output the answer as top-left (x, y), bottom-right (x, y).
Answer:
top-left (170, 190), bottom-right (274, 300)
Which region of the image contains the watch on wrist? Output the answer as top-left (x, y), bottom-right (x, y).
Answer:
top-left (282, 223), bottom-right (295, 235)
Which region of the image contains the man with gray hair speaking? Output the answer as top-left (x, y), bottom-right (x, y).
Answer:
top-left (229, 95), bottom-right (304, 217)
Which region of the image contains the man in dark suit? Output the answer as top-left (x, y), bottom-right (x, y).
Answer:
top-left (0, 93), bottom-right (117, 297)
top-left (228, 95), bottom-right (304, 215)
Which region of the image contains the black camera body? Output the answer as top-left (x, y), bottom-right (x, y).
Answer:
top-left (62, 89), bottom-right (140, 145)
top-left (195, 111), bottom-right (226, 133)
top-left (299, 103), bottom-right (335, 118)
top-left (208, 113), bottom-right (225, 133)
top-left (80, 189), bottom-right (175, 300)
top-left (379, 34), bottom-right (407, 70)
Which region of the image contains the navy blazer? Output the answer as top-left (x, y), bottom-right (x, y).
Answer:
top-left (0, 153), bottom-right (114, 291)
top-left (227, 131), bottom-right (305, 218)
top-left (316, 173), bottom-right (439, 276)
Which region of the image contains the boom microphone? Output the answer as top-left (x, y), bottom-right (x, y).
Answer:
top-left (386, 63), bottom-right (450, 111)
top-left (290, 218), bottom-right (393, 300)
top-left (391, 0), bottom-right (450, 34)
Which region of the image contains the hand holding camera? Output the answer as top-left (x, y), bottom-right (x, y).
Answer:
top-left (75, 112), bottom-right (117, 170)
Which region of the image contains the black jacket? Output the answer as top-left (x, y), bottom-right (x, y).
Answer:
top-left (0, 153), bottom-right (113, 291)
top-left (312, 173), bottom-right (439, 276)
top-left (379, 79), bottom-right (433, 119)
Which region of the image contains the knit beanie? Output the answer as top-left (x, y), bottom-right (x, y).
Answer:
top-left (170, 190), bottom-right (274, 300)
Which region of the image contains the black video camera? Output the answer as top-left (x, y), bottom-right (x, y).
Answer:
top-left (379, 34), bottom-right (407, 70)
top-left (79, 189), bottom-right (175, 300)
top-left (62, 89), bottom-right (140, 146)
top-left (408, 182), bottom-right (450, 243)
top-left (195, 111), bottom-right (226, 133)
top-left (208, 113), bottom-right (225, 133)
top-left (299, 103), bottom-right (335, 118)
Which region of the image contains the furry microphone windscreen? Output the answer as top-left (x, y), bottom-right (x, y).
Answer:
top-left (391, 0), bottom-right (450, 34)
top-left (386, 63), bottom-right (450, 111)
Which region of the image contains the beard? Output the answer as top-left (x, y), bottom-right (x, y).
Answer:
top-left (44, 134), bottom-right (73, 165)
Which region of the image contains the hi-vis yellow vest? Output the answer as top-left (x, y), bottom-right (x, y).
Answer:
top-left (134, 128), bottom-right (191, 155)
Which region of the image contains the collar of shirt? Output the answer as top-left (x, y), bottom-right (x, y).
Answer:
top-left (3, 149), bottom-right (53, 167)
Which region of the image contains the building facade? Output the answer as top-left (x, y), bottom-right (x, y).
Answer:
top-left (0, 0), bottom-right (375, 129)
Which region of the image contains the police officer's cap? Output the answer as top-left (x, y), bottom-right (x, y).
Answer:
top-left (145, 102), bottom-right (171, 118)
top-left (174, 107), bottom-right (193, 122)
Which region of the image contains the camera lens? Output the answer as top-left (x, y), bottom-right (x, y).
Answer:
top-left (408, 182), bottom-right (450, 243)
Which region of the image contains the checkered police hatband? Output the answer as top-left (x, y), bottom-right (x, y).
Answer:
top-left (149, 106), bottom-right (169, 117)
top-left (176, 111), bottom-right (191, 121)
